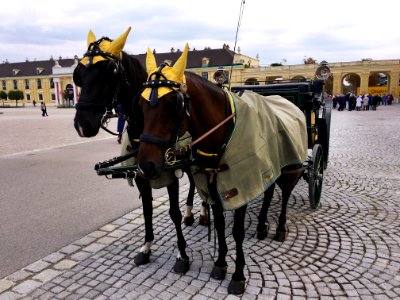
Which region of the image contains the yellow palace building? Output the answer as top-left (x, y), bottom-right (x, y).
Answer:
top-left (0, 49), bottom-right (398, 106)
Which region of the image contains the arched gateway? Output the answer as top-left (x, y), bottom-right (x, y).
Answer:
top-left (241, 59), bottom-right (400, 101)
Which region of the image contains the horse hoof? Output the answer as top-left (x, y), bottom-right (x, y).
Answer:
top-left (256, 224), bottom-right (269, 240)
top-left (199, 215), bottom-right (209, 226)
top-left (273, 231), bottom-right (287, 242)
top-left (210, 265), bottom-right (227, 280)
top-left (173, 257), bottom-right (190, 274)
top-left (134, 251), bottom-right (151, 266)
top-left (257, 229), bottom-right (268, 240)
top-left (184, 214), bottom-right (194, 226)
top-left (228, 280), bottom-right (246, 295)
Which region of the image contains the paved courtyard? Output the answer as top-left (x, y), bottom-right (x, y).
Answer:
top-left (1, 104), bottom-right (399, 299)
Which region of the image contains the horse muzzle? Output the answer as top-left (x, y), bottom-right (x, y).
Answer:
top-left (74, 111), bottom-right (102, 137)
top-left (137, 161), bottom-right (159, 180)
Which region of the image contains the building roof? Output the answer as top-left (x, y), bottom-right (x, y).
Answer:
top-left (0, 58), bottom-right (76, 78)
top-left (0, 48), bottom-right (239, 78)
top-left (133, 47), bottom-right (237, 69)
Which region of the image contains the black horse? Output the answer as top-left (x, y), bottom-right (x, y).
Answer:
top-left (73, 28), bottom-right (206, 268)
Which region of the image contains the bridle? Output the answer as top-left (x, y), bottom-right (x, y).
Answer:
top-left (74, 37), bottom-right (134, 135)
top-left (140, 66), bottom-right (236, 168)
top-left (140, 63), bottom-right (190, 148)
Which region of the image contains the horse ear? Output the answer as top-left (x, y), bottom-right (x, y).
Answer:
top-left (172, 43), bottom-right (189, 79)
top-left (146, 47), bottom-right (158, 74)
top-left (109, 27), bottom-right (131, 56)
top-left (87, 30), bottom-right (96, 47)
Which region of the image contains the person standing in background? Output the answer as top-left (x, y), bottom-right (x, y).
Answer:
top-left (40, 102), bottom-right (48, 117)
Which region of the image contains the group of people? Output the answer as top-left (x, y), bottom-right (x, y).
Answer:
top-left (332, 93), bottom-right (394, 111)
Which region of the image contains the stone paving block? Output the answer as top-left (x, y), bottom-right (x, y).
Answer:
top-left (12, 280), bottom-right (42, 295)
top-left (88, 231), bottom-right (108, 239)
top-left (99, 224), bottom-right (118, 232)
top-left (0, 280), bottom-right (15, 293)
top-left (23, 260), bottom-right (51, 274)
top-left (59, 244), bottom-right (81, 255)
top-left (42, 252), bottom-right (65, 264)
top-left (83, 243), bottom-right (107, 253)
top-left (33, 269), bottom-right (62, 283)
top-left (53, 259), bottom-right (78, 270)
top-left (70, 251), bottom-right (92, 261)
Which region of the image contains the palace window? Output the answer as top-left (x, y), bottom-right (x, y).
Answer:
top-left (38, 93), bottom-right (43, 101)
top-left (37, 79), bottom-right (42, 89)
top-left (36, 67), bottom-right (45, 75)
top-left (202, 57), bottom-right (210, 67)
top-left (201, 72), bottom-right (208, 80)
top-left (51, 93), bottom-right (56, 101)
top-left (13, 80), bottom-right (18, 90)
top-left (2, 80), bottom-right (6, 90)
top-left (12, 69), bottom-right (20, 76)
top-left (25, 79), bottom-right (30, 90)
top-left (26, 94), bottom-right (31, 101)
top-left (50, 78), bottom-right (54, 89)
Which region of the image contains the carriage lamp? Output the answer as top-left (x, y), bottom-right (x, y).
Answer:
top-left (315, 61), bottom-right (331, 80)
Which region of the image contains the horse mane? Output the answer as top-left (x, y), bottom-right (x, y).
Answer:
top-left (185, 71), bottom-right (223, 95)
top-left (121, 51), bottom-right (148, 89)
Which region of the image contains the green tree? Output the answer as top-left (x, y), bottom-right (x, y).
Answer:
top-left (7, 90), bottom-right (24, 107)
top-left (303, 57), bottom-right (317, 64)
top-left (0, 90), bottom-right (7, 107)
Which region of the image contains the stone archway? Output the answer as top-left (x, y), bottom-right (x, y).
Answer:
top-left (265, 76), bottom-right (282, 84)
top-left (342, 73), bottom-right (361, 95)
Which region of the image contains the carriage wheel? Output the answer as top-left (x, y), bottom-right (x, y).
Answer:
top-left (309, 144), bottom-right (324, 209)
top-left (316, 119), bottom-right (329, 170)
top-left (321, 99), bottom-right (332, 169)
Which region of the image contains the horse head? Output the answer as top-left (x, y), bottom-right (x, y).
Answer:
top-left (137, 44), bottom-right (190, 179)
top-left (73, 27), bottom-right (132, 137)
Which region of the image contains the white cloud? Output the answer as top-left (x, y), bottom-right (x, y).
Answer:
top-left (1, 0), bottom-right (399, 65)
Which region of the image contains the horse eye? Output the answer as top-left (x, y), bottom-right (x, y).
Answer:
top-left (113, 68), bottom-right (118, 74)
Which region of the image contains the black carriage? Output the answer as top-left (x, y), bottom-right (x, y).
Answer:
top-left (230, 78), bottom-right (332, 209)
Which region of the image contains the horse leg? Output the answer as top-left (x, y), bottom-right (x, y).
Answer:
top-left (274, 170), bottom-right (303, 242)
top-left (274, 187), bottom-right (291, 242)
top-left (199, 201), bottom-right (210, 226)
top-left (183, 170), bottom-right (195, 226)
top-left (167, 178), bottom-right (190, 274)
top-left (228, 204), bottom-right (247, 295)
top-left (210, 198), bottom-right (228, 280)
top-left (256, 182), bottom-right (275, 240)
top-left (134, 176), bottom-right (153, 265)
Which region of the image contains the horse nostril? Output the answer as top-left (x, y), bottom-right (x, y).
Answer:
top-left (138, 161), bottom-right (157, 179)
top-left (81, 120), bottom-right (92, 129)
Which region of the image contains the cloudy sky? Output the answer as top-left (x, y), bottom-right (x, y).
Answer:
top-left (1, 0), bottom-right (399, 66)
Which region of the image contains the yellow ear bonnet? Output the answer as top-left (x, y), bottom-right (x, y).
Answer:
top-left (142, 43), bottom-right (189, 101)
top-left (80, 27), bottom-right (131, 66)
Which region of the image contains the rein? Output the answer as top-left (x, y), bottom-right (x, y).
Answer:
top-left (100, 112), bottom-right (120, 136)
top-left (165, 112), bottom-right (236, 162)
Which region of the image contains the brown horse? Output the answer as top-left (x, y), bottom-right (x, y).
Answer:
top-left (136, 44), bottom-right (308, 294)
top-left (73, 29), bottom-right (205, 271)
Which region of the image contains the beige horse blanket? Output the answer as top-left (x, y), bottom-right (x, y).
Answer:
top-left (191, 90), bottom-right (308, 210)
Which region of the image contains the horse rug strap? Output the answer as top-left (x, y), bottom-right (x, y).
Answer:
top-left (191, 90), bottom-right (308, 210)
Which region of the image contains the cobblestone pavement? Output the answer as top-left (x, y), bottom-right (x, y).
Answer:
top-left (1, 104), bottom-right (399, 299)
